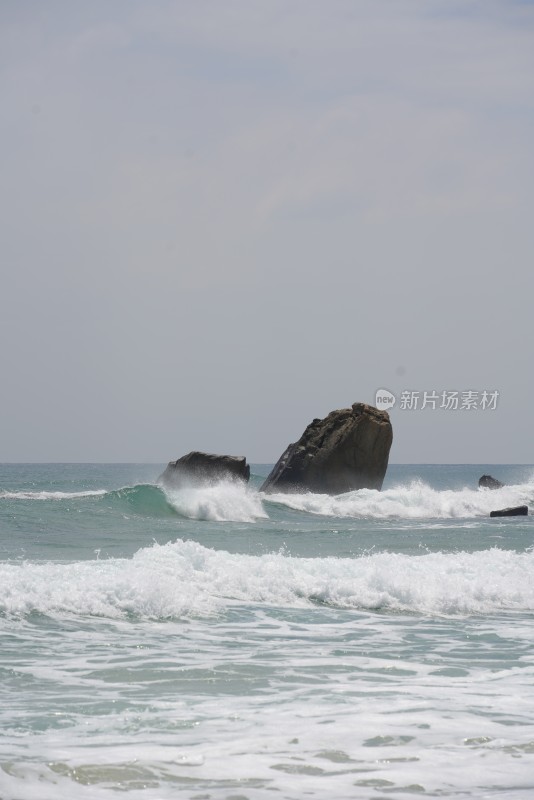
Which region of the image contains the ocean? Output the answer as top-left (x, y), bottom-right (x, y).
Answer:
top-left (1, 462), bottom-right (533, 800)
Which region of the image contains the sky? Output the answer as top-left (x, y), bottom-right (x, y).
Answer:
top-left (1, 0), bottom-right (533, 463)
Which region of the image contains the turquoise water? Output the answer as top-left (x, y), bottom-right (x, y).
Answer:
top-left (1, 464), bottom-right (534, 799)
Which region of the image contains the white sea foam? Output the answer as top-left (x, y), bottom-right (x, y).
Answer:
top-left (163, 481), bottom-right (268, 522)
top-left (1, 540), bottom-right (533, 619)
top-left (4, 480), bottom-right (533, 524)
top-left (0, 489), bottom-right (108, 500)
top-left (265, 480), bottom-right (534, 519)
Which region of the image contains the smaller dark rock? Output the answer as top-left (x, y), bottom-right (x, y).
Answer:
top-left (479, 475), bottom-right (504, 490)
top-left (159, 451), bottom-right (250, 488)
top-left (490, 505), bottom-right (528, 517)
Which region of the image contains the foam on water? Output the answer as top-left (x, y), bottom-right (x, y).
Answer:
top-left (162, 480), bottom-right (268, 522)
top-left (0, 489), bottom-right (108, 500)
top-left (1, 540), bottom-right (533, 619)
top-left (0, 482), bottom-right (267, 523)
top-left (2, 466), bottom-right (534, 800)
top-left (266, 479), bottom-right (534, 519)
top-left (4, 479), bottom-right (533, 523)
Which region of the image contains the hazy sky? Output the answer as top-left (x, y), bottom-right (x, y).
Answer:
top-left (1, 1), bottom-right (533, 463)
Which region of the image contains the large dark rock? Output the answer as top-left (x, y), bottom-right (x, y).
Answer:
top-left (479, 475), bottom-right (504, 490)
top-left (159, 451), bottom-right (250, 488)
top-left (260, 402), bottom-right (392, 495)
top-left (490, 505), bottom-right (528, 517)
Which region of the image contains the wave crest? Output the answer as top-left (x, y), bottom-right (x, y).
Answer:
top-left (265, 480), bottom-right (534, 519)
top-left (0, 489), bottom-right (107, 500)
top-left (162, 481), bottom-right (268, 522)
top-left (1, 541), bottom-right (533, 619)
top-left (3, 479), bottom-right (533, 522)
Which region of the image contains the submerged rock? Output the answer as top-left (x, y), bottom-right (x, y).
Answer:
top-left (260, 402), bottom-right (392, 495)
top-left (489, 505), bottom-right (528, 517)
top-left (479, 475), bottom-right (505, 490)
top-left (159, 451), bottom-right (250, 488)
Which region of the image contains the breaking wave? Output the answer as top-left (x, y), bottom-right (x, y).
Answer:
top-left (0, 482), bottom-right (266, 523)
top-left (264, 480), bottom-right (534, 520)
top-left (163, 481), bottom-right (268, 522)
top-left (1, 540), bottom-right (533, 619)
top-left (0, 489), bottom-right (108, 500)
top-left (2, 479), bottom-right (533, 522)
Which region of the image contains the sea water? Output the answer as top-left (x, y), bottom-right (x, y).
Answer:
top-left (1, 463), bottom-right (533, 799)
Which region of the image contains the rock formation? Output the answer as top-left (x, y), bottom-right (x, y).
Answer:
top-left (159, 451), bottom-right (250, 488)
top-left (489, 505), bottom-right (528, 517)
top-left (260, 402), bottom-right (392, 495)
top-left (479, 475), bottom-right (504, 490)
